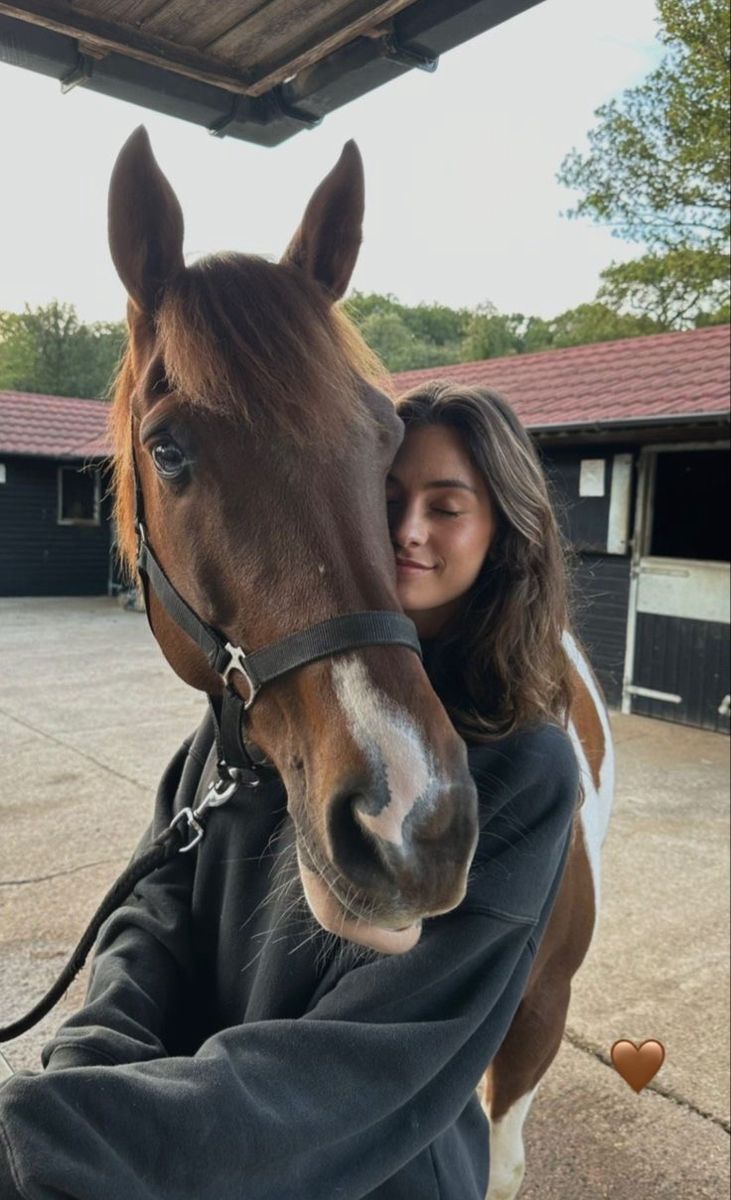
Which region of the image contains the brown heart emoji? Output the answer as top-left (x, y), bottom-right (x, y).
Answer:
top-left (611, 1039), bottom-right (665, 1092)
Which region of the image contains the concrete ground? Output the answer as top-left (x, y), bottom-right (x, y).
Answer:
top-left (0, 597), bottom-right (728, 1198)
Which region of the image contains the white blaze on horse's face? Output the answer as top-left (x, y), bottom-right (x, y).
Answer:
top-left (330, 656), bottom-right (435, 849)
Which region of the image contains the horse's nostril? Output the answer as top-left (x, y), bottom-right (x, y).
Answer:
top-left (326, 777), bottom-right (478, 920)
top-left (328, 787), bottom-right (398, 894)
top-left (352, 794), bottom-right (406, 851)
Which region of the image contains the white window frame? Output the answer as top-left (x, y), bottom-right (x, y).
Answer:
top-left (57, 465), bottom-right (101, 527)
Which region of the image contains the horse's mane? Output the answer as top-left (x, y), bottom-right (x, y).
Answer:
top-left (109, 253), bottom-right (388, 576)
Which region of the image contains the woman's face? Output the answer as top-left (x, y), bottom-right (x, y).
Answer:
top-left (386, 424), bottom-right (497, 638)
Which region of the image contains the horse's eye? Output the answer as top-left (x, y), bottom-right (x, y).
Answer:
top-left (151, 440), bottom-right (187, 479)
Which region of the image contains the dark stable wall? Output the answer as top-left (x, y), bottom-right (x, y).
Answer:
top-left (540, 444), bottom-right (633, 709)
top-left (0, 456), bottom-right (111, 596)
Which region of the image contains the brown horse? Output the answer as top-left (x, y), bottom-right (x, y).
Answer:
top-left (107, 128), bottom-right (479, 958)
top-left (480, 632), bottom-right (614, 1199)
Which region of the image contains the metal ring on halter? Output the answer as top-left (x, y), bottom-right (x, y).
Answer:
top-left (195, 776), bottom-right (241, 816)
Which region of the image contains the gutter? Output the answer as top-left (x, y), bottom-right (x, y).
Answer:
top-left (530, 410), bottom-right (730, 437)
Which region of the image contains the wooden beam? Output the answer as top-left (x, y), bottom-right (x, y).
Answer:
top-left (242, 1), bottom-right (419, 97)
top-left (0, 0), bottom-right (255, 94)
top-left (0, 0), bottom-right (421, 101)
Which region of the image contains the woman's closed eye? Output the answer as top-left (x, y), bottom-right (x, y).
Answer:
top-left (386, 498), bottom-right (462, 518)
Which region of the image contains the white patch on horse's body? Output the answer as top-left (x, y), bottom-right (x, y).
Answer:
top-left (480, 638), bottom-right (614, 1200)
top-left (485, 1088), bottom-right (536, 1200)
top-left (562, 630), bottom-right (614, 915)
top-left (330, 655), bottom-right (434, 847)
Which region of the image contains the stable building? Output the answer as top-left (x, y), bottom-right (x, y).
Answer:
top-left (395, 325), bottom-right (731, 733)
top-left (2, 326), bottom-right (729, 732)
top-left (0, 390), bottom-right (112, 597)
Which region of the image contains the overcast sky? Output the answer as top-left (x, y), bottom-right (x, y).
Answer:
top-left (0, 0), bottom-right (662, 323)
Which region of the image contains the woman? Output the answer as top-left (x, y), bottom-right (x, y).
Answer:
top-left (0, 383), bottom-right (578, 1200)
top-left (388, 381), bottom-right (574, 739)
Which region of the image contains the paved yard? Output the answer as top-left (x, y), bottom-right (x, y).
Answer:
top-left (0, 597), bottom-right (729, 1198)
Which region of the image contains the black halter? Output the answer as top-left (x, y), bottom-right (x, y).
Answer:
top-left (132, 461), bottom-right (422, 786)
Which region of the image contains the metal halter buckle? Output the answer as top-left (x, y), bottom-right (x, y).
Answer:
top-left (221, 642), bottom-right (260, 709)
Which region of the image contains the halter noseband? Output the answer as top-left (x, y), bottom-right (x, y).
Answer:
top-left (132, 460), bottom-right (422, 786)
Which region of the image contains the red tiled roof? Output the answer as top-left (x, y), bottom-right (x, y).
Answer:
top-left (392, 326), bottom-right (730, 430)
top-left (0, 391), bottom-right (110, 459)
top-left (1, 327), bottom-right (728, 457)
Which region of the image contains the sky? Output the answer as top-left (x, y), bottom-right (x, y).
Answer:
top-left (0, 0), bottom-right (663, 323)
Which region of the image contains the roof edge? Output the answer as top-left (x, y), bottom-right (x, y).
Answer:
top-left (0, 449), bottom-right (111, 462)
top-left (530, 410), bottom-right (730, 435)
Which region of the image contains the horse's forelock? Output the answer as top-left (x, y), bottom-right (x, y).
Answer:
top-left (157, 255), bottom-right (372, 441)
top-left (109, 252), bottom-right (386, 581)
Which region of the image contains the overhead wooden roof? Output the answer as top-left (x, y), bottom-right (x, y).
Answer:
top-left (0, 0), bottom-right (544, 145)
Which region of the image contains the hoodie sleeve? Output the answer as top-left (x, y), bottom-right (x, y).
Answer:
top-left (0, 724), bottom-right (578, 1200)
top-left (37, 726), bottom-right (208, 1072)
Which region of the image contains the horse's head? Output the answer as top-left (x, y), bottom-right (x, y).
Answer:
top-left (108, 128), bottom-right (478, 954)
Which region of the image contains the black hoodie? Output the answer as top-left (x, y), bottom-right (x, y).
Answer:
top-left (0, 702), bottom-right (578, 1200)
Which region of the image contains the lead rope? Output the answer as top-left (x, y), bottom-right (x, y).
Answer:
top-left (0, 772), bottom-right (244, 1044)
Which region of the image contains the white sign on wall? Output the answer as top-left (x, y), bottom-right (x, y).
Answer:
top-left (579, 458), bottom-right (606, 497)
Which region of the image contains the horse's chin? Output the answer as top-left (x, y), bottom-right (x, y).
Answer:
top-left (297, 859), bottom-right (422, 955)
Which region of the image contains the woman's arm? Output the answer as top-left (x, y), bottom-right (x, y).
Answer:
top-left (38, 722), bottom-right (209, 1072)
top-left (0, 724), bottom-right (578, 1200)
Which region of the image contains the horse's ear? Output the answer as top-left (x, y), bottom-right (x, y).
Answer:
top-left (108, 126), bottom-right (185, 314)
top-left (281, 140), bottom-right (364, 301)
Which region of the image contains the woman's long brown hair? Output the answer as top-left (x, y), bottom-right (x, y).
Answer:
top-left (395, 381), bottom-right (574, 741)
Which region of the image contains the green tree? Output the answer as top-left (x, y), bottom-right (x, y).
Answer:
top-left (0, 301), bottom-right (126, 398)
top-left (460, 304), bottom-right (524, 361)
top-left (694, 300), bottom-right (730, 326)
top-left (344, 292), bottom-right (670, 370)
top-left (548, 302), bottom-right (663, 346)
top-left (344, 292), bottom-right (467, 371)
top-left (0, 311), bottom-right (35, 386)
top-left (558, 0), bottom-right (730, 324)
top-left (598, 246), bottom-right (729, 325)
top-left (401, 301), bottom-right (470, 348)
top-left (520, 316), bottom-right (555, 354)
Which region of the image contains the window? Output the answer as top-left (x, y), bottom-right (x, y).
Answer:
top-left (649, 449), bottom-right (729, 562)
top-left (57, 466), bottom-right (100, 526)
